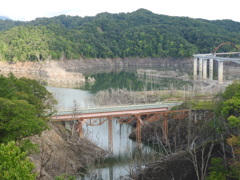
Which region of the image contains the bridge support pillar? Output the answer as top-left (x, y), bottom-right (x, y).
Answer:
top-left (162, 113), bottom-right (169, 145)
top-left (193, 58), bottom-right (197, 76)
top-left (136, 115), bottom-right (142, 148)
top-left (108, 117), bottom-right (113, 154)
top-left (198, 58), bottom-right (203, 79)
top-left (218, 61), bottom-right (223, 84)
top-left (209, 59), bottom-right (213, 80)
top-left (203, 59), bottom-right (207, 79)
top-left (77, 120), bottom-right (84, 138)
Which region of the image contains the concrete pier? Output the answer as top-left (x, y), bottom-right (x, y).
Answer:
top-left (209, 59), bottom-right (213, 80)
top-left (193, 48), bottom-right (240, 84)
top-left (203, 59), bottom-right (207, 79)
top-left (192, 57), bottom-right (225, 84)
top-left (218, 61), bottom-right (223, 84)
top-left (199, 58), bottom-right (203, 78)
top-left (193, 58), bottom-right (197, 76)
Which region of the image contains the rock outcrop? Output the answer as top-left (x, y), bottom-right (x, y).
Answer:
top-left (0, 61), bottom-right (93, 88)
top-left (28, 123), bottom-right (107, 179)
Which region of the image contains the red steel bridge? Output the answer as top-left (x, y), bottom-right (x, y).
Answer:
top-left (51, 102), bottom-right (189, 152)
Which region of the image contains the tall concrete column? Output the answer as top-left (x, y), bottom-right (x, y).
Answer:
top-left (218, 61), bottom-right (223, 84)
top-left (193, 58), bottom-right (198, 79)
top-left (199, 58), bottom-right (203, 78)
top-left (203, 59), bottom-right (207, 79)
top-left (209, 59), bottom-right (213, 80)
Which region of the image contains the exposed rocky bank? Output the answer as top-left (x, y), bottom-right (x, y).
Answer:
top-left (0, 60), bottom-right (93, 88)
top-left (28, 123), bottom-right (107, 180)
top-left (0, 58), bottom-right (192, 87)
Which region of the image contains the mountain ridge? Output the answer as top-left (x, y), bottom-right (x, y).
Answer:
top-left (0, 16), bottom-right (11, 20)
top-left (0, 8), bottom-right (239, 61)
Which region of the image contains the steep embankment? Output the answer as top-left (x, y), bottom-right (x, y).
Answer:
top-left (129, 110), bottom-right (217, 180)
top-left (28, 123), bottom-right (107, 179)
top-left (0, 60), bottom-right (94, 88)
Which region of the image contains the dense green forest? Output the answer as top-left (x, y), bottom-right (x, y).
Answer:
top-left (0, 9), bottom-right (240, 61)
top-left (0, 74), bottom-right (56, 143)
top-left (0, 74), bottom-right (56, 179)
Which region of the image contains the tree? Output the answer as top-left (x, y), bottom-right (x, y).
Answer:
top-left (227, 135), bottom-right (240, 178)
top-left (207, 158), bottom-right (227, 180)
top-left (188, 142), bottom-right (214, 180)
top-left (222, 80), bottom-right (240, 101)
top-left (0, 141), bottom-right (37, 180)
top-left (0, 74), bottom-right (56, 143)
top-left (208, 81), bottom-right (240, 179)
top-left (0, 98), bottom-right (48, 143)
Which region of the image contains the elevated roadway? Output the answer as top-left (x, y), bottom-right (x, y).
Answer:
top-left (51, 102), bottom-right (181, 121)
top-left (51, 102), bottom-right (188, 152)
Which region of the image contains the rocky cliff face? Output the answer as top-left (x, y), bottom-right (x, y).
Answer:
top-left (28, 123), bottom-right (107, 179)
top-left (0, 61), bottom-right (93, 88)
top-left (52, 58), bottom-right (192, 71)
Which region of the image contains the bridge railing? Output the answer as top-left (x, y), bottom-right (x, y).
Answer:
top-left (52, 102), bottom-right (182, 116)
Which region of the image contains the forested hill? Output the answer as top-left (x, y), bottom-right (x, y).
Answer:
top-left (0, 8), bottom-right (240, 61)
top-left (0, 16), bottom-right (11, 20)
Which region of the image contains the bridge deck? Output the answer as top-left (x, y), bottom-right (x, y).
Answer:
top-left (51, 102), bottom-right (181, 121)
top-left (193, 52), bottom-right (240, 63)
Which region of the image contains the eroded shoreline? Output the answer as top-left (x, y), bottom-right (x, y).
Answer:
top-left (0, 58), bottom-right (192, 88)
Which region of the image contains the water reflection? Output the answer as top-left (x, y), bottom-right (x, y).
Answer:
top-left (82, 119), bottom-right (161, 180)
top-left (82, 70), bottom-right (193, 93)
top-left (46, 86), bottom-right (93, 109)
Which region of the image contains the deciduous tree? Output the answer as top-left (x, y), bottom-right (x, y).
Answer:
top-left (0, 141), bottom-right (37, 180)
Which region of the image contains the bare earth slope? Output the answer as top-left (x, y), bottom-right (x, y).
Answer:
top-left (28, 123), bottom-right (107, 180)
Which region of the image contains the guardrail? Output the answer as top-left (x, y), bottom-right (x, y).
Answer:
top-left (52, 102), bottom-right (182, 116)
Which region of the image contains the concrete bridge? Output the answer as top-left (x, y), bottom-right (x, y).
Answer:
top-left (51, 102), bottom-right (189, 152)
top-left (193, 42), bottom-right (240, 83)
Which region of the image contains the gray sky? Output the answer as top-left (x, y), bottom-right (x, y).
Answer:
top-left (1, 0), bottom-right (240, 22)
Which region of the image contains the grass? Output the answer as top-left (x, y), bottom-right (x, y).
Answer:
top-left (191, 100), bottom-right (214, 109)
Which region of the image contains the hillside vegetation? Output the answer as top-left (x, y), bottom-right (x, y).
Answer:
top-left (0, 74), bottom-right (56, 143)
top-left (0, 74), bottom-right (56, 179)
top-left (0, 9), bottom-right (240, 61)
